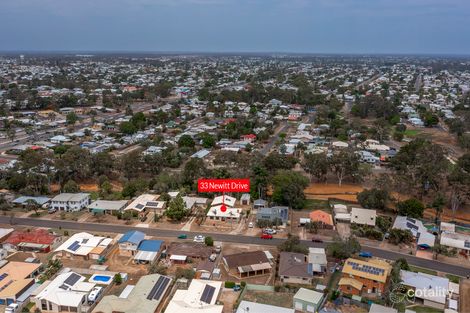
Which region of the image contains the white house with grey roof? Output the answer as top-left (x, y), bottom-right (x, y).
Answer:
top-left (33, 271), bottom-right (95, 313)
top-left (351, 207), bottom-right (376, 226)
top-left (393, 216), bottom-right (435, 248)
top-left (50, 193), bottom-right (90, 212)
top-left (440, 231), bottom-right (470, 255)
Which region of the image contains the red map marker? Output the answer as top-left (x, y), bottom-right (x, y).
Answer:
top-left (220, 204), bottom-right (227, 212)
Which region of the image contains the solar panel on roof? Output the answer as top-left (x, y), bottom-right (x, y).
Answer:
top-left (64, 273), bottom-right (81, 286)
top-left (135, 204), bottom-right (145, 209)
top-left (200, 285), bottom-right (216, 304)
top-left (406, 222), bottom-right (419, 231)
top-left (146, 201), bottom-right (160, 207)
top-left (0, 273), bottom-right (8, 281)
top-left (68, 241), bottom-right (81, 251)
top-left (465, 241), bottom-right (470, 248)
top-left (146, 276), bottom-right (170, 301)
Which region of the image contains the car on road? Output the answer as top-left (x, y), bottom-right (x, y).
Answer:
top-left (263, 228), bottom-right (276, 235)
top-left (177, 234), bottom-right (187, 239)
top-left (311, 237), bottom-right (323, 243)
top-left (194, 235), bottom-right (205, 243)
top-left (359, 251), bottom-right (372, 258)
top-left (261, 234), bottom-right (273, 239)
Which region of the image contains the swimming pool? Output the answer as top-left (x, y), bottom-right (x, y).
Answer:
top-left (89, 274), bottom-right (113, 285)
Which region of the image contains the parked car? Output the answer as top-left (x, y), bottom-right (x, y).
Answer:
top-left (311, 237), bottom-right (323, 243)
top-left (209, 253), bottom-right (217, 262)
top-left (194, 235), bottom-right (205, 243)
top-left (233, 285), bottom-right (241, 291)
top-left (215, 245), bottom-right (222, 253)
top-left (48, 207), bottom-right (57, 214)
top-left (5, 303), bottom-right (19, 313)
top-left (263, 228), bottom-right (276, 235)
top-left (248, 222), bottom-right (254, 228)
top-left (359, 251), bottom-right (372, 258)
top-left (177, 234), bottom-right (187, 239)
top-left (88, 286), bottom-right (103, 303)
top-left (261, 234), bottom-right (273, 239)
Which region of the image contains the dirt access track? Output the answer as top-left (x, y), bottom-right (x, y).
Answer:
top-left (304, 183), bottom-right (364, 202)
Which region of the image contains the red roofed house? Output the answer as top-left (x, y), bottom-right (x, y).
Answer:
top-left (3, 229), bottom-right (60, 253)
top-left (241, 134), bottom-right (257, 143)
top-left (309, 210), bottom-right (334, 229)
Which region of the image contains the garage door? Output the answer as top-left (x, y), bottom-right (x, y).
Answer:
top-left (294, 301), bottom-right (303, 310)
top-left (307, 304), bottom-right (315, 312)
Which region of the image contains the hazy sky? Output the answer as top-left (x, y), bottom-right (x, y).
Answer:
top-left (1, 0), bottom-right (469, 54)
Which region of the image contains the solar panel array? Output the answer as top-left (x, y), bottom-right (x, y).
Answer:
top-left (347, 261), bottom-right (385, 276)
top-left (135, 204), bottom-right (145, 209)
top-left (146, 276), bottom-right (170, 301)
top-left (68, 241), bottom-right (81, 251)
top-left (0, 273), bottom-right (8, 281)
top-left (406, 222), bottom-right (419, 231)
top-left (406, 217), bottom-right (416, 224)
top-left (146, 201), bottom-right (160, 207)
top-left (200, 285), bottom-right (216, 304)
top-left (465, 241), bottom-right (470, 248)
top-left (64, 273), bottom-right (81, 287)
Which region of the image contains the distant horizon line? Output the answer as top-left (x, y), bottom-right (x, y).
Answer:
top-left (1, 50), bottom-right (470, 58)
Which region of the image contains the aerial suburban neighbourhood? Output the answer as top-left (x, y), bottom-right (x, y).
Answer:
top-left (1, 1), bottom-right (470, 313)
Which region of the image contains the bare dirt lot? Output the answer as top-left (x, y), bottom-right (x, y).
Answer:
top-left (242, 290), bottom-right (294, 308)
top-left (304, 183), bottom-right (364, 202)
top-left (219, 288), bottom-right (240, 313)
top-left (460, 279), bottom-right (470, 313)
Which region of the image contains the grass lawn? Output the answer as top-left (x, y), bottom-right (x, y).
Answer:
top-left (408, 305), bottom-right (443, 313)
top-left (304, 199), bottom-right (331, 212)
top-left (404, 129), bottom-right (422, 137)
top-left (446, 273), bottom-right (461, 283)
top-left (409, 265), bottom-right (437, 276)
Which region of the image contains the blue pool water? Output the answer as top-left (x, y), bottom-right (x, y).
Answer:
top-left (93, 275), bottom-right (111, 282)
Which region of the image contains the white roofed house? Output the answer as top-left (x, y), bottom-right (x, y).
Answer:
top-left (400, 270), bottom-right (449, 310)
top-left (351, 207), bottom-right (376, 226)
top-left (211, 195), bottom-right (236, 208)
top-left (440, 231), bottom-right (470, 256)
top-left (123, 194), bottom-right (164, 218)
top-left (32, 271), bottom-right (96, 313)
top-left (393, 216), bottom-right (435, 249)
top-left (54, 232), bottom-right (113, 260)
top-left (206, 206), bottom-right (241, 223)
top-left (165, 279), bottom-right (223, 313)
top-left (50, 193), bottom-right (90, 212)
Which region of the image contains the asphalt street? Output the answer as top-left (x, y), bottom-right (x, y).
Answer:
top-left (2, 216), bottom-right (469, 277)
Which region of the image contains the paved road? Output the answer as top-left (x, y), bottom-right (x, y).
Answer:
top-left (414, 74), bottom-right (423, 93)
top-left (2, 216), bottom-right (470, 277)
top-left (260, 121), bottom-right (289, 155)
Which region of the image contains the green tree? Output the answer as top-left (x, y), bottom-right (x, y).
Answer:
top-left (388, 229), bottom-right (414, 245)
top-left (200, 133), bottom-right (216, 148)
top-left (113, 273), bottom-right (122, 285)
top-left (63, 180), bottom-right (80, 193)
top-left (303, 153), bottom-right (329, 182)
top-left (66, 112), bottom-right (78, 125)
top-left (271, 170), bottom-right (309, 210)
top-left (165, 194), bottom-right (187, 221)
top-left (330, 150), bottom-right (361, 186)
top-left (204, 236), bottom-right (214, 246)
top-left (119, 121), bottom-right (137, 135)
top-left (326, 237), bottom-right (361, 259)
top-left (397, 198), bottom-right (425, 218)
top-left (25, 199), bottom-right (40, 216)
top-left (178, 135), bottom-right (195, 148)
top-left (277, 234), bottom-right (308, 254)
top-left (357, 188), bottom-right (389, 210)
